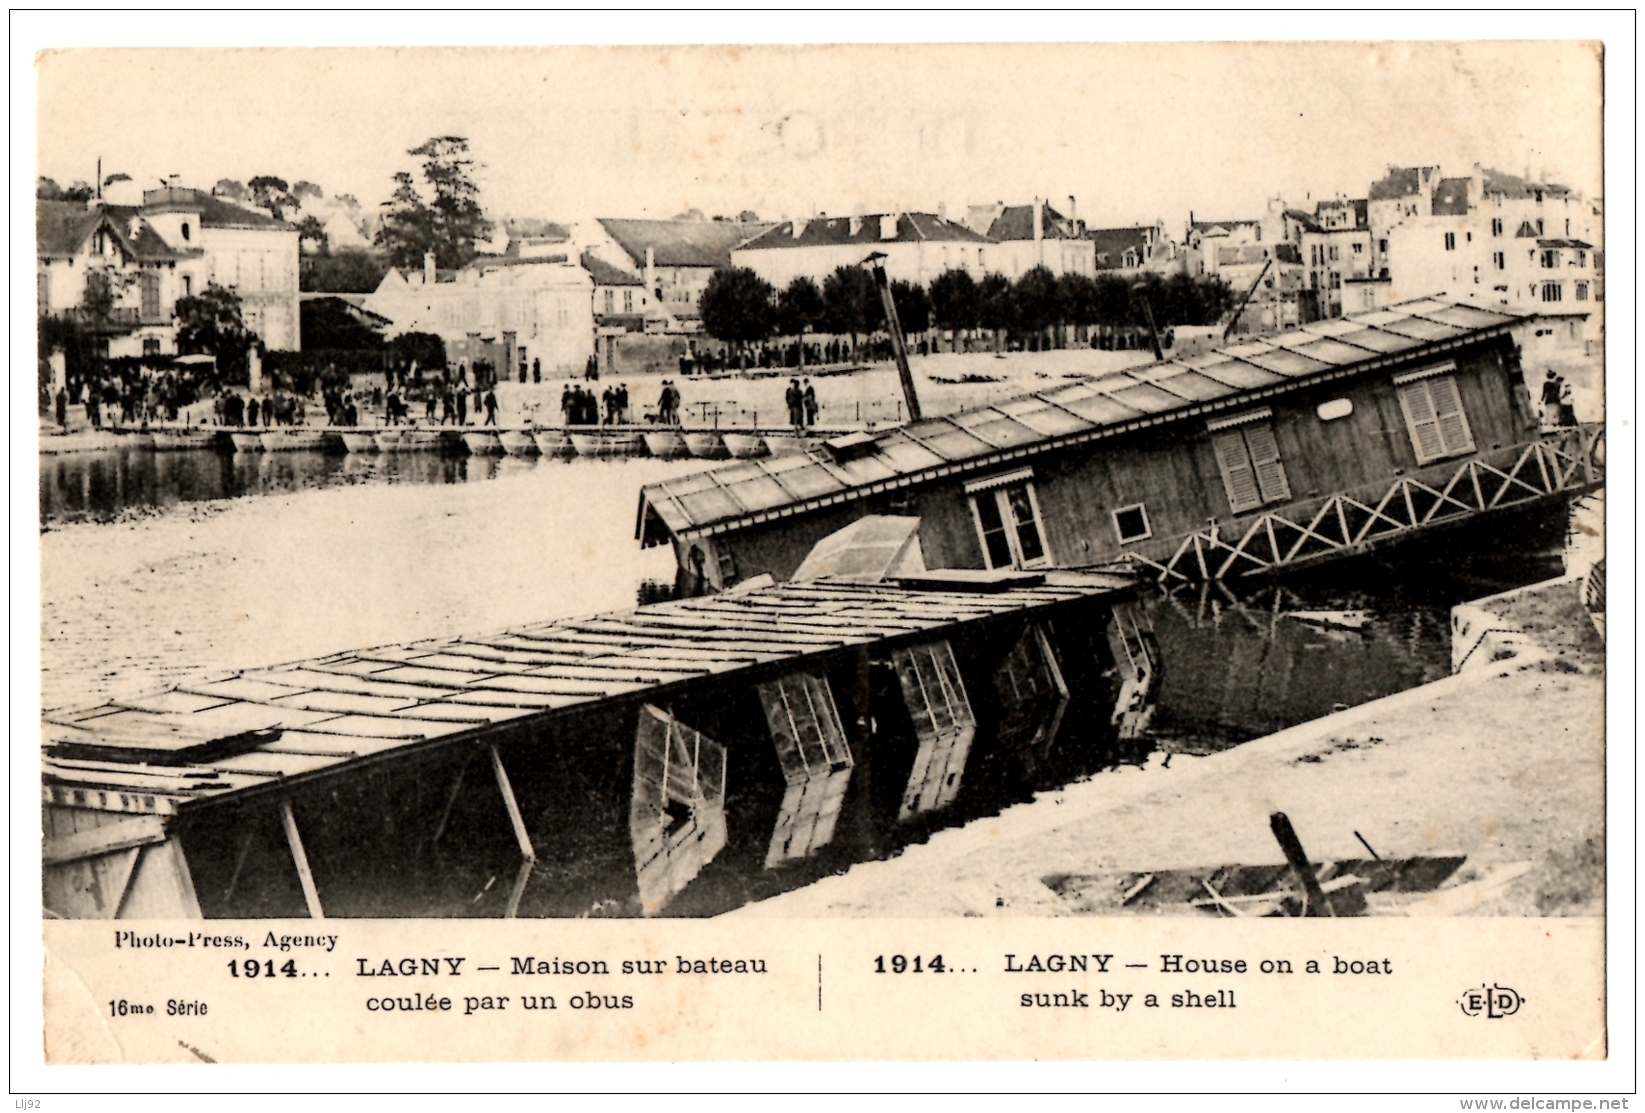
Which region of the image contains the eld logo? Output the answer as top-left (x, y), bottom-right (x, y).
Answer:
top-left (1459, 984), bottom-right (1525, 1018)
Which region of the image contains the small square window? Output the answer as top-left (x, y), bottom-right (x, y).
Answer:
top-left (1112, 504), bottom-right (1152, 544)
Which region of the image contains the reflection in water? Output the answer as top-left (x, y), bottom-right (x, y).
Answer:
top-left (38, 446), bottom-right (593, 525)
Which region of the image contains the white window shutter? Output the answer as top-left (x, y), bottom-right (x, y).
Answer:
top-left (1398, 381), bottom-right (1446, 464)
top-left (1428, 376), bottom-right (1476, 456)
top-left (1243, 423), bottom-right (1291, 504)
top-left (1213, 431), bottom-right (1263, 513)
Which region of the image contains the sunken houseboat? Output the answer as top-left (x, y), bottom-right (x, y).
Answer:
top-left (43, 538), bottom-right (1144, 920)
top-left (637, 298), bottom-right (1603, 591)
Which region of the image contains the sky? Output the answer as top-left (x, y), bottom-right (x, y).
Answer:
top-left (33, 37), bottom-right (1604, 233)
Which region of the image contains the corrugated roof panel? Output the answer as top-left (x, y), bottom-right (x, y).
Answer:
top-left (1295, 318), bottom-right (1367, 338)
top-left (756, 459), bottom-right (849, 500)
top-left (1146, 370), bottom-right (1238, 401)
top-left (994, 395), bottom-right (1096, 437)
top-left (948, 407), bottom-right (1046, 449)
top-left (1104, 382), bottom-right (1184, 413)
top-left (1236, 347), bottom-right (1335, 378)
top-left (1374, 316), bottom-right (1468, 342)
top-left (870, 431), bottom-right (950, 473)
top-left (1044, 387), bottom-right (1147, 425)
top-left (901, 421), bottom-right (999, 462)
top-left (823, 450), bottom-right (902, 486)
top-left (1350, 309), bottom-right (1412, 327)
top-left (676, 484), bottom-right (747, 525)
top-left (1324, 327), bottom-right (1423, 354)
top-left (1189, 358), bottom-right (1288, 389)
top-left (1283, 336), bottom-right (1379, 366)
top-left (1419, 303), bottom-right (1517, 330)
top-left (714, 470), bottom-right (800, 514)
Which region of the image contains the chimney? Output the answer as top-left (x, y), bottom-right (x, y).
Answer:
top-left (167, 173), bottom-right (181, 189)
top-left (879, 214), bottom-right (899, 240)
top-left (937, 201), bottom-right (947, 223)
top-left (423, 251), bottom-right (436, 286)
top-left (1033, 197), bottom-right (1044, 243)
top-left (1067, 195), bottom-right (1077, 228)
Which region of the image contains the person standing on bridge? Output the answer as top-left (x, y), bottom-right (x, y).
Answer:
top-left (482, 386), bottom-right (499, 426)
top-left (802, 378), bottom-right (818, 427)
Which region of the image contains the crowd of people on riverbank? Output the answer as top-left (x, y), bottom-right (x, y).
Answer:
top-left (49, 365), bottom-right (204, 431)
top-left (561, 382), bottom-right (631, 425)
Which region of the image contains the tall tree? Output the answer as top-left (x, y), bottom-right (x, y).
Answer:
top-left (1012, 265), bottom-right (1062, 347)
top-left (700, 267), bottom-right (776, 366)
top-left (977, 273), bottom-right (1016, 350)
top-left (929, 268), bottom-right (980, 335)
top-left (248, 175), bottom-right (294, 220)
top-left (822, 265), bottom-right (883, 356)
top-left (375, 136), bottom-right (492, 271)
top-left (176, 283), bottom-right (256, 384)
top-left (296, 215), bottom-right (329, 255)
top-left (213, 179), bottom-right (250, 202)
top-left (890, 279), bottom-right (932, 336)
top-left (776, 275), bottom-right (826, 339)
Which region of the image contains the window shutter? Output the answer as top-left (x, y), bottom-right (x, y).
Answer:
top-left (1428, 376), bottom-right (1475, 456)
top-left (1213, 431), bottom-right (1263, 513)
top-left (1243, 423), bottom-right (1291, 504)
top-left (1398, 381), bottom-right (1446, 464)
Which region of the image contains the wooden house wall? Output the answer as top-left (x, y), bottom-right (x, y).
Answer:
top-left (708, 337), bottom-right (1524, 583)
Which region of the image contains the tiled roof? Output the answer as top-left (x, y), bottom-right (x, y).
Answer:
top-left (1432, 178), bottom-right (1472, 216)
top-left (37, 201), bottom-right (186, 262)
top-left (638, 298), bottom-right (1528, 542)
top-left (598, 218), bottom-right (774, 268)
top-left (41, 572), bottom-right (1130, 812)
top-left (1536, 239), bottom-right (1592, 250)
top-left (143, 187), bottom-right (293, 230)
top-left (1480, 168), bottom-right (1572, 199)
top-left (985, 204), bottom-right (1081, 242)
top-left (36, 200), bottom-right (103, 257)
top-left (736, 213), bottom-right (991, 252)
top-left (1369, 166), bottom-right (1430, 201)
top-left (1088, 226), bottom-right (1152, 269)
top-left (1284, 209), bottom-right (1323, 233)
top-left (581, 251), bottom-right (643, 286)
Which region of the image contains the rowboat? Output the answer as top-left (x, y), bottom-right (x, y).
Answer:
top-left (642, 429), bottom-right (689, 459)
top-left (229, 431), bottom-right (265, 453)
top-left (152, 428), bottom-right (216, 451)
top-left (762, 433), bottom-right (813, 456)
top-left (400, 428), bottom-right (446, 452)
top-left (462, 430), bottom-right (505, 455)
top-left (723, 433), bottom-right (769, 459)
top-left (373, 428), bottom-right (405, 452)
top-left (499, 430), bottom-right (539, 456)
top-left (684, 431), bottom-right (728, 460)
top-left (533, 429), bottom-right (576, 457)
top-left (340, 431), bottom-right (379, 454)
top-left (261, 428), bottom-right (328, 452)
top-left (571, 430), bottom-right (646, 458)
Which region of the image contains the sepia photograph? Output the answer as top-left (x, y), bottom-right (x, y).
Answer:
top-left (15, 13), bottom-right (1632, 1089)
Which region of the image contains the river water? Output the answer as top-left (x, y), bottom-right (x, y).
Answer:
top-left (36, 446), bottom-right (1568, 915)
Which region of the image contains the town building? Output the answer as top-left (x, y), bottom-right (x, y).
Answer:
top-left (965, 199), bottom-right (1095, 278)
top-left (36, 179), bottom-right (301, 357)
top-left (731, 212), bottom-right (991, 290)
top-left (586, 217), bottom-right (772, 330)
top-left (1368, 165), bottom-right (1601, 367)
top-left (362, 252), bottom-right (593, 379)
top-left (1297, 198), bottom-right (1378, 318)
top-left (637, 299), bottom-right (1600, 595)
top-left (1088, 221), bottom-right (1188, 276)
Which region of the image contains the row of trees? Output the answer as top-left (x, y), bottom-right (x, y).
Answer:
top-left (701, 264), bottom-right (1236, 357)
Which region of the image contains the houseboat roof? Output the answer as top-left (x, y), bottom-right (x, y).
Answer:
top-left (42, 571), bottom-right (1131, 816)
top-left (637, 298), bottom-right (1529, 544)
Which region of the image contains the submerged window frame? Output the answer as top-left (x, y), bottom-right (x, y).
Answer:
top-left (965, 470), bottom-right (1052, 571)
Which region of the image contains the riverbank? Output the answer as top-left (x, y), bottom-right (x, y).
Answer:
top-left (737, 575), bottom-right (1604, 918)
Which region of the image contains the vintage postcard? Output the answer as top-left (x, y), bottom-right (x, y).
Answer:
top-left (15, 15), bottom-right (1633, 1094)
